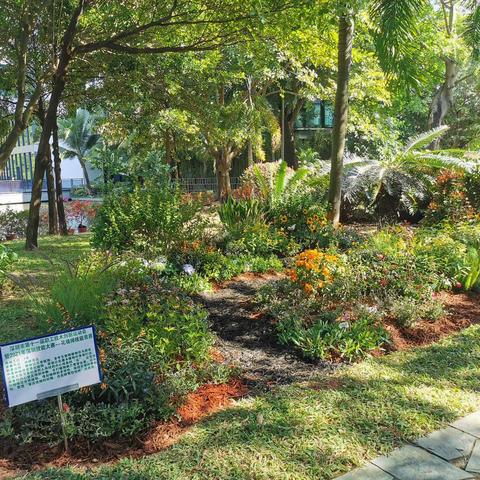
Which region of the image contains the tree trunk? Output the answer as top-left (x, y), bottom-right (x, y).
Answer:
top-left (46, 145), bottom-right (58, 234)
top-left (247, 140), bottom-right (254, 167)
top-left (78, 157), bottom-right (92, 191)
top-left (53, 120), bottom-right (68, 235)
top-left (25, 0), bottom-right (85, 249)
top-left (328, 13), bottom-right (354, 228)
top-left (284, 116), bottom-right (298, 169)
top-left (428, 58), bottom-right (457, 146)
top-left (215, 149), bottom-right (232, 202)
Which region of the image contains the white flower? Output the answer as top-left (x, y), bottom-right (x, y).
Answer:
top-left (339, 321), bottom-right (350, 330)
top-left (183, 264), bottom-right (195, 276)
top-left (117, 288), bottom-right (127, 296)
top-left (287, 224), bottom-right (296, 231)
top-left (366, 305), bottom-right (378, 313)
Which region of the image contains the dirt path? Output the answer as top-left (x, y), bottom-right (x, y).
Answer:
top-left (197, 273), bottom-right (335, 391)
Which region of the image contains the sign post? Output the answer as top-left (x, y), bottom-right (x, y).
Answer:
top-left (0, 326), bottom-right (102, 450)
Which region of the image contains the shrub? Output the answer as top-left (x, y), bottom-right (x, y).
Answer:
top-left (286, 249), bottom-right (340, 295)
top-left (91, 184), bottom-right (204, 257)
top-left (0, 244), bottom-right (17, 289)
top-left (388, 295), bottom-right (445, 328)
top-left (424, 170), bottom-right (476, 224)
top-left (0, 209), bottom-right (28, 239)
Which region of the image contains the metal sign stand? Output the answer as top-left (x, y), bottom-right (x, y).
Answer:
top-left (56, 394), bottom-right (69, 452)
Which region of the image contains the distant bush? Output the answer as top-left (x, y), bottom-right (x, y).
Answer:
top-left (92, 184), bottom-right (205, 256)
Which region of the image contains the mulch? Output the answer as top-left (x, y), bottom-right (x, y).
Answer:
top-left (385, 291), bottom-right (480, 352)
top-left (0, 379), bottom-right (248, 478)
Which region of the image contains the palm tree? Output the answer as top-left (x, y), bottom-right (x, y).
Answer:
top-left (342, 126), bottom-right (472, 216)
top-left (58, 108), bottom-right (100, 191)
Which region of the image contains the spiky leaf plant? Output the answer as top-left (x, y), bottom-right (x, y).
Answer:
top-left (343, 126), bottom-right (471, 216)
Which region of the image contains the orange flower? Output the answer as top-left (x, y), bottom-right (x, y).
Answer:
top-left (304, 283), bottom-right (314, 294)
top-left (100, 382), bottom-right (108, 391)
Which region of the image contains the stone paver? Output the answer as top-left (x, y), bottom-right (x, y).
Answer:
top-left (450, 412), bottom-right (480, 439)
top-left (415, 427), bottom-right (477, 461)
top-left (466, 441), bottom-right (480, 474)
top-left (371, 445), bottom-right (474, 480)
top-left (336, 464), bottom-right (393, 480)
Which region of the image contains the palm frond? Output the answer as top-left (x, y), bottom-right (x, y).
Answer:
top-left (370, 0), bottom-right (425, 80)
top-left (403, 125), bottom-right (449, 153)
top-left (464, 2), bottom-right (480, 60)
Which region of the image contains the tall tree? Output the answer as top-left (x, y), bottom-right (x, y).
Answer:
top-left (24, 0), bottom-right (293, 249)
top-left (328, 10), bottom-right (354, 227)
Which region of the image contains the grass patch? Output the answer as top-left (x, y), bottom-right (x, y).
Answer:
top-left (0, 235), bottom-right (91, 343)
top-left (20, 325), bottom-right (480, 479)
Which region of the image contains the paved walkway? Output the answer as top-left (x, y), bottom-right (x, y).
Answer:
top-left (337, 411), bottom-right (480, 480)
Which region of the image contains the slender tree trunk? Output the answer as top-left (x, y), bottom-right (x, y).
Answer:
top-left (53, 120), bottom-right (68, 235)
top-left (25, 0), bottom-right (85, 249)
top-left (78, 157), bottom-right (92, 190)
top-left (247, 141), bottom-right (254, 167)
top-left (428, 58), bottom-right (457, 138)
top-left (328, 13), bottom-right (354, 228)
top-left (46, 145), bottom-right (58, 234)
top-left (284, 116), bottom-right (298, 169)
top-left (215, 149), bottom-right (232, 202)
top-left (37, 97), bottom-right (58, 235)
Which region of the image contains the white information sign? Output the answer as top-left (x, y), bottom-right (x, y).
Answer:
top-left (0, 326), bottom-right (102, 407)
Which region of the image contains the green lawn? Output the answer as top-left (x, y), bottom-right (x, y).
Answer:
top-left (0, 235), bottom-right (91, 343)
top-left (2, 236), bottom-right (480, 480)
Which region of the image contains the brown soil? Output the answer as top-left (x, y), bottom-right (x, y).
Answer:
top-left (385, 291), bottom-right (480, 351)
top-left (0, 379), bottom-right (247, 478)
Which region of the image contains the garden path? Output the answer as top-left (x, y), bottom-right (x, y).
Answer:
top-left (337, 411), bottom-right (480, 480)
top-left (197, 273), bottom-right (335, 391)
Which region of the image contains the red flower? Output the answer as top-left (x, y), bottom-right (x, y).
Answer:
top-left (63, 403), bottom-right (70, 413)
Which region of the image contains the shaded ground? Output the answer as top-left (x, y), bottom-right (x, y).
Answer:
top-left (197, 273), bottom-right (335, 390)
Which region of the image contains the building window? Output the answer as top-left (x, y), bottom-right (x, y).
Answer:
top-left (295, 100), bottom-right (333, 130)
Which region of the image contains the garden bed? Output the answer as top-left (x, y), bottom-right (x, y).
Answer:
top-left (0, 379), bottom-right (248, 478)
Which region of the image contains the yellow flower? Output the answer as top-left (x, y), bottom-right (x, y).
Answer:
top-left (280, 215), bottom-right (288, 224)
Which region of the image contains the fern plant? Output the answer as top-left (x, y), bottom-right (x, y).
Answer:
top-left (343, 126), bottom-right (470, 216)
top-left (253, 160), bottom-right (309, 206)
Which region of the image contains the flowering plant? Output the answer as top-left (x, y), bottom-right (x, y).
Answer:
top-left (65, 200), bottom-right (97, 227)
top-left (287, 249), bottom-right (339, 295)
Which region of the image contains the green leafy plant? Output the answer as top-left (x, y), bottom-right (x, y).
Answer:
top-left (92, 183), bottom-right (205, 257)
top-left (218, 197), bottom-right (264, 237)
top-left (343, 127), bottom-right (469, 216)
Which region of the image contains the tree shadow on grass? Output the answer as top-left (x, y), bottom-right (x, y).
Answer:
top-left (23, 326), bottom-right (480, 480)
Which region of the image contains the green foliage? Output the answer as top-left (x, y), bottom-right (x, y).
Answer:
top-left (91, 183), bottom-right (204, 257)
top-left (343, 128), bottom-right (470, 218)
top-left (0, 244), bottom-right (17, 288)
top-left (218, 197), bottom-right (264, 237)
top-left (388, 295), bottom-right (445, 328)
top-left (276, 306), bottom-right (388, 362)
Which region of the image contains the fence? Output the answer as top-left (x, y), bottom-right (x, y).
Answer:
top-left (175, 177), bottom-right (240, 193)
top-left (0, 178), bottom-right (85, 194)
